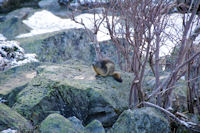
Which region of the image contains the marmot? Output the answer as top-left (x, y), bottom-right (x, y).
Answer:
top-left (92, 59), bottom-right (123, 82)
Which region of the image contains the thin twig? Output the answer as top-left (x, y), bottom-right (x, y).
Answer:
top-left (148, 50), bottom-right (200, 100)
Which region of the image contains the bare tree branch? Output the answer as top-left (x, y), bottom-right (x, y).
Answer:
top-left (148, 50), bottom-right (200, 100)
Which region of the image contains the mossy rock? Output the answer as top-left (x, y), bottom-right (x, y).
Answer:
top-left (0, 62), bottom-right (39, 106)
top-left (0, 16), bottom-right (30, 40)
top-left (17, 28), bottom-right (96, 64)
top-left (12, 60), bottom-right (133, 127)
top-left (109, 107), bottom-right (170, 133)
top-left (0, 103), bottom-right (33, 132)
top-left (17, 28), bottom-right (120, 65)
top-left (39, 114), bottom-right (87, 133)
top-left (86, 119), bottom-right (105, 133)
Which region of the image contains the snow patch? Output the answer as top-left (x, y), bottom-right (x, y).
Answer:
top-left (16, 10), bottom-right (200, 56)
top-left (0, 40), bottom-right (38, 71)
top-left (0, 97), bottom-right (7, 103)
top-left (1, 128), bottom-right (17, 133)
top-left (16, 10), bottom-right (119, 42)
top-left (0, 34), bottom-right (7, 41)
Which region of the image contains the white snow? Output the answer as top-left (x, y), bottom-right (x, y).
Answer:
top-left (79, 0), bottom-right (108, 4)
top-left (10, 53), bottom-right (38, 66)
top-left (16, 10), bottom-right (119, 42)
top-left (0, 34), bottom-right (7, 41)
top-left (70, 0), bottom-right (109, 6)
top-left (0, 40), bottom-right (38, 70)
top-left (16, 10), bottom-right (200, 56)
top-left (0, 97), bottom-right (7, 103)
top-left (0, 41), bottom-right (24, 54)
top-left (1, 128), bottom-right (17, 133)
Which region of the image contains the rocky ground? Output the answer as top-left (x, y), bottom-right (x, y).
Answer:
top-left (0, 0), bottom-right (199, 133)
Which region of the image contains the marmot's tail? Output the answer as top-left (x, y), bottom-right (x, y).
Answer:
top-left (112, 72), bottom-right (123, 83)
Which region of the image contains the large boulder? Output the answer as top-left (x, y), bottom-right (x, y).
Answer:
top-left (11, 60), bottom-right (133, 127)
top-left (0, 103), bottom-right (33, 132)
top-left (17, 28), bottom-right (121, 66)
top-left (38, 28), bottom-right (96, 63)
top-left (109, 107), bottom-right (171, 133)
top-left (39, 114), bottom-right (87, 133)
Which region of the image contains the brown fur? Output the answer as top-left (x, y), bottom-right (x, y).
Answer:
top-left (92, 59), bottom-right (122, 82)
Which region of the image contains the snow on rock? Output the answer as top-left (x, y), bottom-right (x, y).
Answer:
top-left (0, 97), bottom-right (7, 103)
top-left (16, 10), bottom-right (119, 42)
top-left (0, 34), bottom-right (7, 41)
top-left (1, 128), bottom-right (17, 133)
top-left (68, 0), bottom-right (109, 7)
top-left (78, 0), bottom-right (108, 5)
top-left (0, 40), bottom-right (38, 71)
top-left (16, 10), bottom-right (200, 56)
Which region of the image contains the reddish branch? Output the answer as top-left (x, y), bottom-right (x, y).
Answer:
top-left (148, 50), bottom-right (200, 100)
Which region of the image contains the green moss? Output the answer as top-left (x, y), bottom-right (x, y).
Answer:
top-left (0, 62), bottom-right (39, 96)
top-left (10, 61), bottom-right (133, 127)
top-left (0, 103), bottom-right (33, 131)
top-left (86, 120), bottom-right (105, 133)
top-left (40, 114), bottom-right (87, 133)
top-left (110, 107), bottom-right (170, 133)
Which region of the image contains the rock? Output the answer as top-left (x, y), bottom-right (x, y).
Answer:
top-left (0, 103), bottom-right (33, 132)
top-left (39, 0), bottom-right (62, 11)
top-left (67, 116), bottom-right (86, 131)
top-left (12, 60), bottom-right (133, 127)
top-left (0, 15), bottom-right (31, 40)
top-left (5, 7), bottom-right (35, 21)
top-left (86, 119), bottom-right (105, 133)
top-left (12, 74), bottom-right (90, 126)
top-left (39, 0), bottom-right (72, 17)
top-left (58, 0), bottom-right (72, 6)
top-left (0, 62), bottom-right (39, 106)
top-left (18, 28), bottom-right (121, 65)
top-left (109, 107), bottom-right (170, 133)
top-left (0, 0), bottom-right (39, 13)
top-left (38, 28), bottom-right (96, 63)
top-left (18, 28), bottom-right (96, 64)
top-left (39, 113), bottom-right (106, 133)
top-left (0, 18), bottom-right (30, 40)
top-left (0, 7), bottom-right (35, 39)
top-left (39, 113), bottom-right (87, 133)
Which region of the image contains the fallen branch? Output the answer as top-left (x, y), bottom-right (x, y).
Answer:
top-left (138, 102), bottom-right (200, 132)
